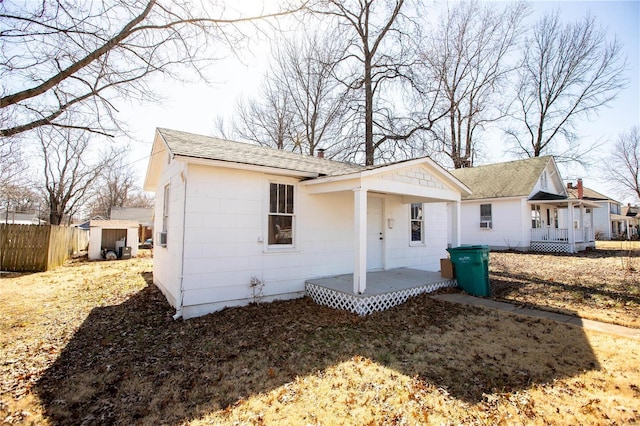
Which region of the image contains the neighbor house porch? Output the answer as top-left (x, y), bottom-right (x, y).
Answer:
top-left (305, 268), bottom-right (457, 315)
top-left (528, 197), bottom-right (599, 253)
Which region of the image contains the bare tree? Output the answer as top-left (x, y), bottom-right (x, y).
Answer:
top-left (423, 1), bottom-right (529, 168)
top-left (270, 31), bottom-right (351, 157)
top-left (314, 0), bottom-right (440, 165)
top-left (0, 0), bottom-right (303, 139)
top-left (230, 81), bottom-right (297, 151)
top-left (89, 155), bottom-right (138, 218)
top-left (606, 126), bottom-right (640, 201)
top-left (0, 139), bottom-right (27, 192)
top-left (36, 127), bottom-right (121, 225)
top-left (224, 29), bottom-right (350, 157)
top-left (505, 11), bottom-right (627, 160)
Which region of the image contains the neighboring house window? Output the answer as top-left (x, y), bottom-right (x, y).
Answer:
top-left (269, 183), bottom-right (294, 245)
top-left (410, 203), bottom-right (424, 243)
top-left (480, 204), bottom-right (492, 229)
top-left (540, 171), bottom-right (548, 190)
top-left (531, 205), bottom-right (541, 228)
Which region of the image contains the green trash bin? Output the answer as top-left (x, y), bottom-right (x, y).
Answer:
top-left (446, 245), bottom-right (490, 296)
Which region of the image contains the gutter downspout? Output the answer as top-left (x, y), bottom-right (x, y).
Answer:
top-left (173, 166), bottom-right (188, 320)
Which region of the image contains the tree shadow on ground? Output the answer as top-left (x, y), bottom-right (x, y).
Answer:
top-left (35, 273), bottom-right (600, 425)
top-left (490, 270), bottom-right (640, 307)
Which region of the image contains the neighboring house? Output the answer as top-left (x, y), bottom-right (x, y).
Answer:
top-left (1, 211), bottom-right (45, 225)
top-left (87, 220), bottom-right (139, 260)
top-left (566, 183), bottom-right (626, 240)
top-left (621, 204), bottom-right (640, 239)
top-left (143, 128), bottom-right (470, 319)
top-left (110, 207), bottom-right (154, 242)
top-left (450, 156), bottom-right (599, 253)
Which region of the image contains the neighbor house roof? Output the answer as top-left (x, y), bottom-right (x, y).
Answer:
top-left (89, 220), bottom-right (139, 229)
top-left (449, 156), bottom-right (553, 200)
top-left (566, 186), bottom-right (618, 203)
top-left (111, 207), bottom-right (153, 226)
top-left (156, 128), bottom-right (365, 177)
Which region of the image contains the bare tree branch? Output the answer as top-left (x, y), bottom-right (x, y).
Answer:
top-left (0, 0), bottom-right (306, 139)
top-left (505, 11), bottom-right (627, 161)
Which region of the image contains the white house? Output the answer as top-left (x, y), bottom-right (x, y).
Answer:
top-left (450, 156), bottom-right (599, 253)
top-left (143, 128), bottom-right (470, 319)
top-left (565, 183), bottom-right (626, 240)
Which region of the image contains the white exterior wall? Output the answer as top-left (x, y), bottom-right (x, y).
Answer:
top-left (592, 201), bottom-right (612, 239)
top-left (166, 164), bottom-right (453, 319)
top-left (152, 159), bottom-right (187, 309)
top-left (385, 196), bottom-right (449, 271)
top-left (88, 226), bottom-right (140, 260)
top-left (459, 198), bottom-right (531, 250)
top-left (88, 229), bottom-right (102, 260)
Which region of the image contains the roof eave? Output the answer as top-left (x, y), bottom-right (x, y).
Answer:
top-left (173, 154), bottom-right (319, 178)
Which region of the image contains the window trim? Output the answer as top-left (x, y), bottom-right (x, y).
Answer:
top-left (160, 183), bottom-right (170, 247)
top-left (480, 203), bottom-right (492, 229)
top-left (266, 181), bottom-right (297, 250)
top-left (409, 202), bottom-right (425, 246)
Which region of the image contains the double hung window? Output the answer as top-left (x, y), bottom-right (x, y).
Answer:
top-left (269, 183), bottom-right (294, 245)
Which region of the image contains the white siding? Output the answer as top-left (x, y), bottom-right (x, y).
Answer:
top-left (459, 198), bottom-right (531, 250)
top-left (151, 160), bottom-right (186, 309)
top-left (158, 164), bottom-right (454, 318)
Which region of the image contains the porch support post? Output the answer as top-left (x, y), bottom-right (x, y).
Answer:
top-left (579, 203), bottom-right (585, 243)
top-left (353, 188), bottom-right (367, 294)
top-left (452, 200), bottom-right (461, 247)
top-left (568, 202), bottom-right (575, 252)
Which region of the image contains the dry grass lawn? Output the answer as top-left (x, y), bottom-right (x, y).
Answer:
top-left (490, 247), bottom-right (640, 328)
top-left (1, 249), bottom-right (639, 425)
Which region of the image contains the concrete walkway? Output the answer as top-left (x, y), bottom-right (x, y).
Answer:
top-left (431, 293), bottom-right (640, 340)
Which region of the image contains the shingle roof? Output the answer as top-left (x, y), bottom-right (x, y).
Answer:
top-left (566, 186), bottom-right (615, 202)
top-left (157, 128), bottom-right (365, 177)
top-left (449, 156), bottom-right (552, 200)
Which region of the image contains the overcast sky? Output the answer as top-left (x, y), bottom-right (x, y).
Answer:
top-left (121, 0), bottom-right (640, 202)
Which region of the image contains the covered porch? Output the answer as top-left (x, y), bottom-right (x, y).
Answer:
top-left (306, 268), bottom-right (457, 315)
top-left (301, 157), bottom-right (470, 298)
top-left (528, 196), bottom-right (600, 253)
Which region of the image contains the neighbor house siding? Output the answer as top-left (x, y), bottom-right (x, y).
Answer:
top-left (459, 198), bottom-right (530, 250)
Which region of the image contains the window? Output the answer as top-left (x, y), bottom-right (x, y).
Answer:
top-left (480, 204), bottom-right (492, 229)
top-left (410, 203), bottom-right (424, 243)
top-left (531, 205), bottom-right (541, 229)
top-left (540, 171), bottom-right (548, 190)
top-left (269, 183), bottom-right (294, 245)
top-left (160, 184), bottom-right (170, 246)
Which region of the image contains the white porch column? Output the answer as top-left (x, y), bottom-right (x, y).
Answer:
top-left (353, 188), bottom-right (367, 294)
top-left (568, 202), bottom-right (575, 252)
top-left (451, 200), bottom-right (461, 247)
top-left (579, 203), bottom-right (585, 242)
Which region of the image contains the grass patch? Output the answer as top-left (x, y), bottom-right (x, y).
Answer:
top-left (1, 251), bottom-right (639, 424)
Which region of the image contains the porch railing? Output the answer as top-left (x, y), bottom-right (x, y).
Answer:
top-left (531, 228), bottom-right (568, 242)
top-left (531, 227), bottom-right (594, 243)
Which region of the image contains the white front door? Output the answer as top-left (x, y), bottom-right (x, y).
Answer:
top-left (367, 196), bottom-right (384, 270)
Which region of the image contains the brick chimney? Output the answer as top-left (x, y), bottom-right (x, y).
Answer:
top-left (317, 148), bottom-right (325, 159)
top-left (577, 178), bottom-right (583, 199)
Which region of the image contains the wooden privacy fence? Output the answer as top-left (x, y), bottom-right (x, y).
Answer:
top-left (0, 224), bottom-right (89, 272)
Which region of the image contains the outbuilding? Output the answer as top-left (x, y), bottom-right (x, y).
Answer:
top-left (87, 220), bottom-right (139, 260)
